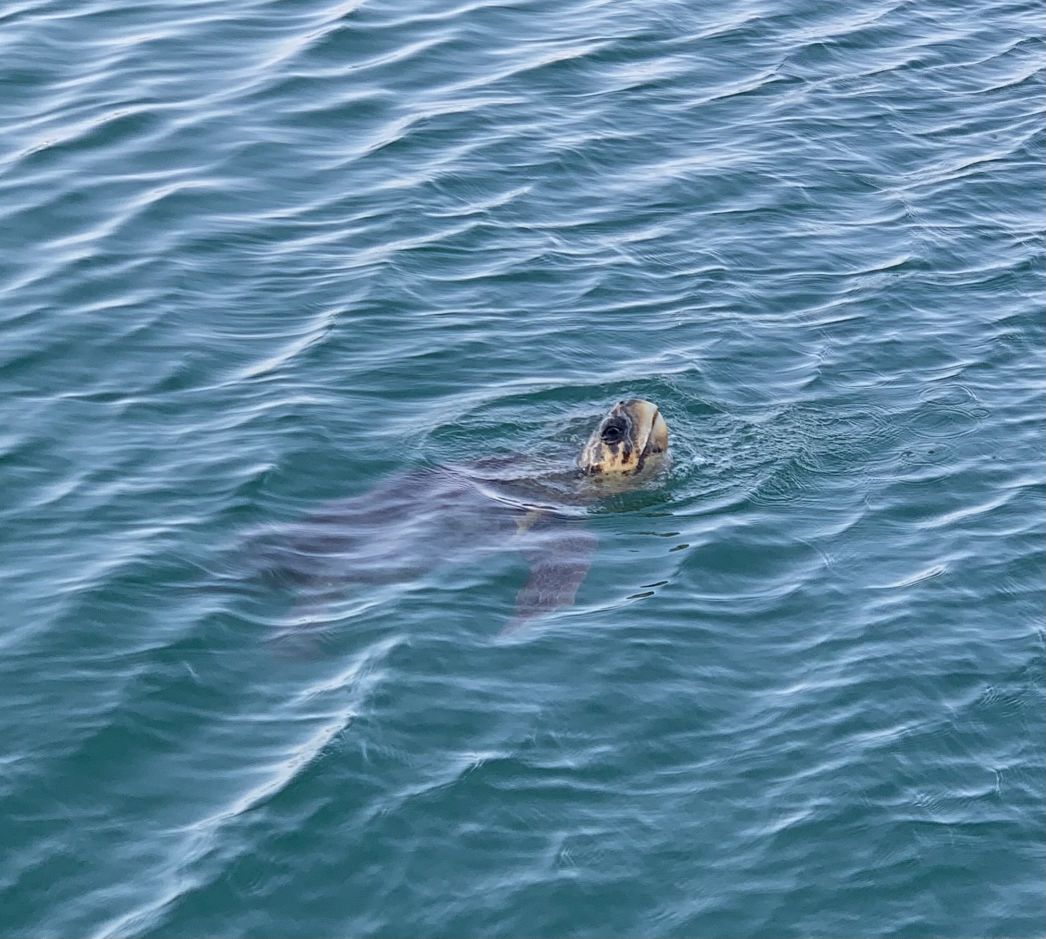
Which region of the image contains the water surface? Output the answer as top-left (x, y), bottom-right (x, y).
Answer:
top-left (0, 0), bottom-right (1043, 936)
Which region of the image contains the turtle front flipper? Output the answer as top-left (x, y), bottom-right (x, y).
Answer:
top-left (500, 523), bottom-right (598, 636)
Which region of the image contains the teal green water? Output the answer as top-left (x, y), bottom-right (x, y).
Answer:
top-left (1, 0), bottom-right (1043, 936)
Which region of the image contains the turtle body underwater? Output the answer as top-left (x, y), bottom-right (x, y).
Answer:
top-left (250, 399), bottom-right (669, 639)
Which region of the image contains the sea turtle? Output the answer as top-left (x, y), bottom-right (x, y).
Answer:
top-left (250, 399), bottom-right (669, 639)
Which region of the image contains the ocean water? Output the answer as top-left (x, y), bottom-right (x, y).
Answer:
top-left (0, 0), bottom-right (1043, 936)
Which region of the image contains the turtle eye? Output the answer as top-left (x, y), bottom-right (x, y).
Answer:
top-left (601, 418), bottom-right (626, 443)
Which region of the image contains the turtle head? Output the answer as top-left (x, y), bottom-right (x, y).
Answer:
top-left (578, 399), bottom-right (669, 477)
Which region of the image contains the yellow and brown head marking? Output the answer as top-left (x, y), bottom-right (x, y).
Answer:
top-left (578, 399), bottom-right (669, 477)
